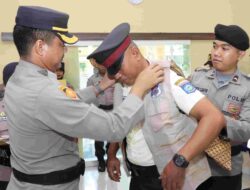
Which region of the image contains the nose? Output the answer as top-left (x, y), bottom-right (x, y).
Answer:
top-left (212, 47), bottom-right (221, 57)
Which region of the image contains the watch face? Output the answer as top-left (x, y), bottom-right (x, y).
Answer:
top-left (175, 156), bottom-right (185, 167)
top-left (129, 0), bottom-right (143, 5)
top-left (173, 154), bottom-right (189, 168)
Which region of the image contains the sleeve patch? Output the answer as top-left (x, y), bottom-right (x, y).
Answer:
top-left (179, 81), bottom-right (196, 94)
top-left (59, 85), bottom-right (78, 100)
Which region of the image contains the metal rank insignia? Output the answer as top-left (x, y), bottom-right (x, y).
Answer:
top-left (151, 84), bottom-right (161, 98)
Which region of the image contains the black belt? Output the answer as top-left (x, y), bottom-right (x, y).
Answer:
top-left (231, 145), bottom-right (242, 156)
top-left (128, 161), bottom-right (160, 178)
top-left (13, 159), bottom-right (85, 185)
top-left (98, 104), bottom-right (113, 110)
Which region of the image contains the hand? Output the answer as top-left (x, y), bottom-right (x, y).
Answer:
top-left (107, 156), bottom-right (121, 182)
top-left (160, 160), bottom-right (185, 190)
top-left (99, 72), bottom-right (117, 91)
top-left (131, 64), bottom-right (164, 99)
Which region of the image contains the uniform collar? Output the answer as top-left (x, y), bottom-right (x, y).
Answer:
top-left (206, 68), bottom-right (241, 85)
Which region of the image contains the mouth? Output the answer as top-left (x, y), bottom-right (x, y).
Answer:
top-left (212, 59), bottom-right (221, 63)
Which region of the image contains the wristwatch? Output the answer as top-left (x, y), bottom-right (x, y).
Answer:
top-left (172, 153), bottom-right (189, 168)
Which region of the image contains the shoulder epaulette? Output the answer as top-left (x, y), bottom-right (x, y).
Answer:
top-left (241, 72), bottom-right (250, 79)
top-left (194, 66), bottom-right (211, 72)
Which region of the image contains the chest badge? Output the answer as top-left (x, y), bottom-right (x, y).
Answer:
top-left (151, 84), bottom-right (161, 98)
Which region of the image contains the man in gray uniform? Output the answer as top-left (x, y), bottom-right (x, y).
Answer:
top-left (87, 23), bottom-right (225, 190)
top-left (87, 60), bottom-right (114, 172)
top-left (190, 24), bottom-right (250, 190)
top-left (5, 6), bottom-right (164, 190)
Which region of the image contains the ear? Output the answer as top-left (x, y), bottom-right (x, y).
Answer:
top-left (238, 50), bottom-right (246, 61)
top-left (34, 40), bottom-right (47, 56)
top-left (130, 45), bottom-right (141, 60)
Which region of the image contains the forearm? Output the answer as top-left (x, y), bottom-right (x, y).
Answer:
top-left (108, 142), bottom-right (120, 158)
top-left (179, 114), bottom-right (224, 161)
top-left (225, 116), bottom-right (250, 142)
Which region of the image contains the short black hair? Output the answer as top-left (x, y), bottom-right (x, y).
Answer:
top-left (58, 62), bottom-right (65, 73)
top-left (13, 25), bottom-right (56, 57)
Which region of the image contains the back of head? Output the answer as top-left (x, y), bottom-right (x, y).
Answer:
top-left (214, 24), bottom-right (249, 51)
top-left (3, 62), bottom-right (18, 86)
top-left (13, 6), bottom-right (78, 57)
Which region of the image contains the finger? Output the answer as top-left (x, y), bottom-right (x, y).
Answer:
top-left (166, 177), bottom-right (172, 190)
top-left (151, 64), bottom-right (164, 71)
top-left (171, 181), bottom-right (177, 190)
top-left (160, 175), bottom-right (167, 190)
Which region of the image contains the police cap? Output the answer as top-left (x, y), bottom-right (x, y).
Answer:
top-left (215, 24), bottom-right (249, 50)
top-left (15, 6), bottom-right (78, 44)
top-left (87, 23), bottom-right (131, 75)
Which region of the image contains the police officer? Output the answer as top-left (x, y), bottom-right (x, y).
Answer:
top-left (0, 62), bottom-right (18, 190)
top-left (191, 24), bottom-right (250, 190)
top-left (87, 23), bottom-right (225, 190)
top-left (5, 6), bottom-right (164, 190)
top-left (87, 59), bottom-right (114, 172)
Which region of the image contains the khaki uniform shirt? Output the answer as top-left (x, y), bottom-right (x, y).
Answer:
top-left (4, 60), bottom-right (144, 190)
top-left (190, 68), bottom-right (250, 176)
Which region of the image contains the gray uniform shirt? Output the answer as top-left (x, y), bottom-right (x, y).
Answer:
top-left (190, 67), bottom-right (250, 176)
top-left (87, 72), bottom-right (114, 106)
top-left (4, 60), bottom-right (144, 190)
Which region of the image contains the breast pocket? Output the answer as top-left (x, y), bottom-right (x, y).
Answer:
top-left (222, 101), bottom-right (242, 119)
top-left (223, 91), bottom-right (246, 119)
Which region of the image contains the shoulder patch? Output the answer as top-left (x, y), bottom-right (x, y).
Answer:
top-left (178, 81), bottom-right (196, 94)
top-left (59, 85), bottom-right (78, 100)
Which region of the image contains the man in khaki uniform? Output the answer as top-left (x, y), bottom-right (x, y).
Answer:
top-left (5, 6), bottom-right (164, 190)
top-left (87, 23), bottom-right (225, 190)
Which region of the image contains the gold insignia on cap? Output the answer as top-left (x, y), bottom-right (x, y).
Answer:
top-left (56, 32), bottom-right (78, 44)
top-left (59, 85), bottom-right (78, 100)
top-left (52, 26), bottom-right (68, 32)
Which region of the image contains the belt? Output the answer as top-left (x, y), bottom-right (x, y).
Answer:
top-left (128, 161), bottom-right (160, 178)
top-left (231, 145), bottom-right (242, 156)
top-left (13, 159), bottom-right (85, 185)
top-left (98, 104), bottom-right (113, 110)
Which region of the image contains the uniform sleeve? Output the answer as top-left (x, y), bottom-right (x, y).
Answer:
top-left (113, 83), bottom-right (124, 108)
top-left (78, 75), bottom-right (98, 105)
top-left (170, 70), bottom-right (204, 114)
top-left (35, 84), bottom-right (144, 142)
top-left (76, 86), bottom-right (97, 104)
top-left (226, 92), bottom-right (250, 142)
